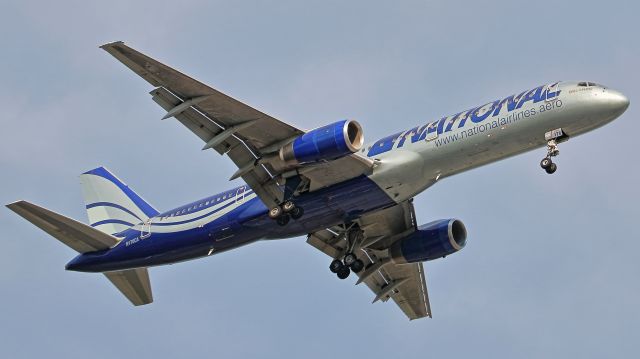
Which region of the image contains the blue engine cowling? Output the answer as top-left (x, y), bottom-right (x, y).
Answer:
top-left (279, 120), bottom-right (364, 164)
top-left (390, 219), bottom-right (467, 264)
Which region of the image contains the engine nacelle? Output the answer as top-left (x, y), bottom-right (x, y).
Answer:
top-left (279, 120), bottom-right (364, 165)
top-left (390, 219), bottom-right (467, 264)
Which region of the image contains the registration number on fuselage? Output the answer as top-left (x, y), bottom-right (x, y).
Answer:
top-left (125, 237), bottom-right (140, 247)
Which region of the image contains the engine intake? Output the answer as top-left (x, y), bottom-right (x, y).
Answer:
top-left (390, 219), bottom-right (467, 264)
top-left (280, 120), bottom-right (364, 165)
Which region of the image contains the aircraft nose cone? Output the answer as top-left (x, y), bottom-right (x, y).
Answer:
top-left (608, 90), bottom-right (630, 116)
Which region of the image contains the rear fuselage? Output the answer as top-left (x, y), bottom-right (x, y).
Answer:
top-left (66, 81), bottom-right (629, 272)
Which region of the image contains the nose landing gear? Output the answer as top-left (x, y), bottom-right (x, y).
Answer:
top-left (540, 141), bottom-right (559, 174)
top-left (540, 128), bottom-right (568, 175)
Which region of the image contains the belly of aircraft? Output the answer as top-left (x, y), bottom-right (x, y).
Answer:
top-left (67, 175), bottom-right (396, 272)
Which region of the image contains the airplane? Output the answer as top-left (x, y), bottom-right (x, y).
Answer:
top-left (6, 41), bottom-right (629, 320)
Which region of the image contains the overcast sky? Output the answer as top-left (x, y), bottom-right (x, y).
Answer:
top-left (1, 1), bottom-right (639, 358)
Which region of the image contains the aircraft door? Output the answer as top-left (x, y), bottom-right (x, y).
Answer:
top-left (235, 185), bottom-right (246, 204)
top-left (545, 82), bottom-right (560, 102)
top-left (140, 220), bottom-right (152, 239)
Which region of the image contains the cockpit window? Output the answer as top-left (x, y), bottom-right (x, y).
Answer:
top-left (578, 81), bottom-right (602, 87)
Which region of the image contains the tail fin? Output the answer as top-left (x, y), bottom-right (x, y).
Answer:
top-left (80, 167), bottom-right (159, 235)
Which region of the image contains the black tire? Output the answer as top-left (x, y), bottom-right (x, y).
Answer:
top-left (337, 266), bottom-right (351, 279)
top-left (329, 259), bottom-right (343, 273)
top-left (268, 206), bottom-right (282, 219)
top-left (350, 259), bottom-right (364, 273)
top-left (540, 157), bottom-right (553, 169)
top-left (276, 214), bottom-right (290, 226)
top-left (343, 253), bottom-right (357, 266)
top-left (282, 201), bottom-right (295, 213)
top-left (290, 206), bottom-right (304, 220)
top-left (546, 163), bottom-right (557, 174)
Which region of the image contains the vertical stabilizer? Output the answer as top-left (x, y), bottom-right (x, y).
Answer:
top-left (80, 167), bottom-right (159, 235)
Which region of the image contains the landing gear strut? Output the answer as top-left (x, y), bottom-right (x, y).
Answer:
top-left (327, 225), bottom-right (365, 280)
top-left (540, 128), bottom-right (567, 175)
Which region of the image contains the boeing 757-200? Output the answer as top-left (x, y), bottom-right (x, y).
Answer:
top-left (7, 42), bottom-right (629, 319)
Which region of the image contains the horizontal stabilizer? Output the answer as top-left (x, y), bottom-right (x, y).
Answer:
top-left (6, 200), bottom-right (118, 253)
top-left (104, 268), bottom-right (153, 306)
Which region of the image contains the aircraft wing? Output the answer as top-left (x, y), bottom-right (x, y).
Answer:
top-left (307, 200), bottom-right (432, 320)
top-left (101, 42), bottom-right (373, 208)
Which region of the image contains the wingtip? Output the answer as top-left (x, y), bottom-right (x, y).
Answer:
top-left (99, 41), bottom-right (124, 50)
top-left (5, 200), bottom-right (25, 209)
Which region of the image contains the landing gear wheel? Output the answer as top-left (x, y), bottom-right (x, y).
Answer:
top-left (540, 157), bottom-right (553, 169)
top-left (350, 259), bottom-right (364, 273)
top-left (290, 206), bottom-right (304, 220)
top-left (268, 206), bottom-right (282, 219)
top-left (336, 266), bottom-right (351, 279)
top-left (343, 253), bottom-right (357, 266)
top-left (282, 201), bottom-right (296, 213)
top-left (545, 163), bottom-right (557, 174)
top-left (276, 214), bottom-right (290, 226)
top-left (329, 259), bottom-right (344, 273)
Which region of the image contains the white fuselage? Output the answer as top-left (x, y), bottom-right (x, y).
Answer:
top-left (367, 81), bottom-right (629, 202)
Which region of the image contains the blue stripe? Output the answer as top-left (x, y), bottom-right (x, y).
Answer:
top-left (153, 198), bottom-right (240, 227)
top-left (86, 202), bottom-right (143, 222)
top-left (91, 219), bottom-right (135, 228)
top-left (83, 167), bottom-right (159, 217)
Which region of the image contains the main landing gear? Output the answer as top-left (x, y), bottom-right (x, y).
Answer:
top-left (329, 254), bottom-right (364, 280)
top-left (540, 128), bottom-right (567, 175)
top-left (328, 226), bottom-right (365, 280)
top-left (268, 200), bottom-right (304, 226)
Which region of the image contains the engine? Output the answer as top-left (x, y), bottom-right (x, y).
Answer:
top-left (390, 219), bottom-right (467, 264)
top-left (279, 120), bottom-right (364, 165)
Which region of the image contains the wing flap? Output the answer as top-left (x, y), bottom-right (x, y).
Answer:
top-left (150, 87), bottom-right (282, 207)
top-left (356, 250), bottom-right (431, 319)
top-left (375, 262), bottom-right (431, 319)
top-left (104, 268), bottom-right (153, 306)
top-left (307, 201), bottom-right (432, 320)
top-left (6, 200), bottom-right (118, 253)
